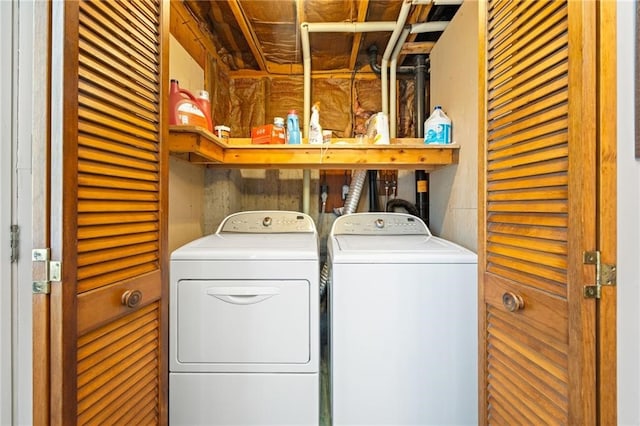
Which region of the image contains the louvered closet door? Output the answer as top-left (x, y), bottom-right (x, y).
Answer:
top-left (479, 1), bottom-right (599, 424)
top-left (46, 0), bottom-right (169, 423)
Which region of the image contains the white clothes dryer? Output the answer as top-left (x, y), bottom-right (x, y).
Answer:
top-left (327, 212), bottom-right (478, 426)
top-left (170, 211), bottom-right (319, 425)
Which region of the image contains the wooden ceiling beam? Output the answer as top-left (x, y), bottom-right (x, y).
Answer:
top-left (170, 1), bottom-right (207, 68)
top-left (207, 1), bottom-right (248, 70)
top-left (348, 0), bottom-right (371, 70)
top-left (400, 41), bottom-right (436, 55)
top-left (227, 0), bottom-right (268, 72)
top-left (228, 64), bottom-right (380, 80)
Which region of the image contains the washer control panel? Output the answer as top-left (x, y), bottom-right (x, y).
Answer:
top-left (218, 211), bottom-right (316, 233)
top-left (331, 213), bottom-right (431, 236)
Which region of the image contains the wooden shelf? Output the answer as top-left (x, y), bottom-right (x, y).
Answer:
top-left (169, 125), bottom-right (460, 170)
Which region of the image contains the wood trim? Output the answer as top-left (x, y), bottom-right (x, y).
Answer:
top-left (566, 1), bottom-right (597, 423)
top-left (596, 0), bottom-right (617, 423)
top-left (32, 1), bottom-right (52, 424)
top-left (477, 1), bottom-right (489, 423)
top-left (50, 1), bottom-right (81, 422)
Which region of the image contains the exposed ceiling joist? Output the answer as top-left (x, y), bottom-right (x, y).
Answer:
top-left (227, 0), bottom-right (268, 72)
top-left (180, 1), bottom-right (460, 76)
top-left (348, 0), bottom-right (371, 70)
top-left (401, 41), bottom-right (436, 55)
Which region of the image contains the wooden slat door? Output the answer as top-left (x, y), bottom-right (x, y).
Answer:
top-left (37, 0), bottom-right (169, 423)
top-left (478, 0), bottom-right (616, 424)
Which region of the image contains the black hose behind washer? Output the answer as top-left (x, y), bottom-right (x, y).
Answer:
top-left (386, 198), bottom-right (420, 217)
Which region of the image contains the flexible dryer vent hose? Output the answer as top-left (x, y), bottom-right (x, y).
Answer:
top-left (319, 169), bottom-right (367, 297)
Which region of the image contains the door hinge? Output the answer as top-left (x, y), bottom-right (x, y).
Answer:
top-left (32, 248), bottom-right (61, 294)
top-left (10, 225), bottom-right (19, 263)
top-left (583, 250), bottom-right (617, 299)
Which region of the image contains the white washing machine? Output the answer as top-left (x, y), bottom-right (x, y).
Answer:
top-left (170, 211), bottom-right (319, 425)
top-left (327, 212), bottom-right (478, 426)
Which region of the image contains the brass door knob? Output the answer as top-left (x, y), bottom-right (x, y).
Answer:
top-left (121, 289), bottom-right (142, 308)
top-left (502, 292), bottom-right (524, 312)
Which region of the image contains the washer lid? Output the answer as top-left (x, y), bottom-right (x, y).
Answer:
top-left (329, 234), bottom-right (477, 264)
top-left (171, 232), bottom-right (319, 261)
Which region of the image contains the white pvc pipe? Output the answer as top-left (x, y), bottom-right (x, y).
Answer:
top-left (410, 21), bottom-right (450, 34)
top-left (433, 0), bottom-right (463, 5)
top-left (390, 27), bottom-right (411, 138)
top-left (389, 21), bottom-right (451, 138)
top-left (381, 0), bottom-right (413, 117)
top-left (301, 23), bottom-right (312, 214)
top-left (299, 3), bottom-right (414, 212)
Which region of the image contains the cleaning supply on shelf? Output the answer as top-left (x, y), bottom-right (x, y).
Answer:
top-left (424, 106), bottom-right (452, 144)
top-left (365, 112), bottom-right (390, 145)
top-left (287, 110), bottom-right (301, 144)
top-left (308, 102), bottom-right (323, 144)
top-left (195, 89), bottom-right (214, 132)
top-left (169, 79), bottom-right (212, 131)
top-left (214, 125), bottom-right (230, 141)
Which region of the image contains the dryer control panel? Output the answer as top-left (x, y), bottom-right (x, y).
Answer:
top-left (218, 210), bottom-right (316, 233)
top-left (331, 212), bottom-right (431, 236)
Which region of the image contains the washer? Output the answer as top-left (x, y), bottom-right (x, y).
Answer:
top-left (170, 211), bottom-right (319, 425)
top-left (327, 212), bottom-right (477, 425)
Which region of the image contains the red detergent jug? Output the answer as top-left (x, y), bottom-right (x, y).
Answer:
top-left (169, 80), bottom-right (212, 131)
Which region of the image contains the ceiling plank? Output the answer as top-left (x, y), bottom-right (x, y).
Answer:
top-left (206, 1), bottom-right (248, 70)
top-left (400, 41), bottom-right (436, 55)
top-left (348, 0), bottom-right (371, 70)
top-left (227, 0), bottom-right (268, 71)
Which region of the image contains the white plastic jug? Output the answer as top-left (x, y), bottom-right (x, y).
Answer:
top-left (424, 106), bottom-right (452, 144)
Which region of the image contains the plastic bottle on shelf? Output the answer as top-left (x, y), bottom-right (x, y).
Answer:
top-left (287, 110), bottom-right (301, 144)
top-left (424, 105), bottom-right (452, 144)
top-left (308, 102), bottom-right (323, 144)
top-left (169, 79), bottom-right (211, 131)
top-left (196, 90), bottom-right (213, 132)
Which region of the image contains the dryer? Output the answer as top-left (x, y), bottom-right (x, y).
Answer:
top-left (327, 212), bottom-right (477, 425)
top-left (170, 211), bottom-right (319, 425)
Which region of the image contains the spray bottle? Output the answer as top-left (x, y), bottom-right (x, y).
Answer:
top-left (308, 102), bottom-right (323, 144)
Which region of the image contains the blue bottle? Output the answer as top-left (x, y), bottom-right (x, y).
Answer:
top-left (287, 110), bottom-right (301, 144)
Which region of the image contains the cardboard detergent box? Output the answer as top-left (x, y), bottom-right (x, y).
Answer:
top-left (251, 124), bottom-right (286, 144)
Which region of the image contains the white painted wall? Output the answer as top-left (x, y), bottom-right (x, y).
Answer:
top-left (427, 0), bottom-right (479, 252)
top-left (168, 35), bottom-right (205, 253)
top-left (617, 2), bottom-right (640, 424)
top-left (0, 2), bottom-right (14, 424)
top-left (1, 2), bottom-right (44, 424)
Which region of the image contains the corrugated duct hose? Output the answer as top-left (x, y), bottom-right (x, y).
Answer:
top-left (319, 169), bottom-right (367, 298)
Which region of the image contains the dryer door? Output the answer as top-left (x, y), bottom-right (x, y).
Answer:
top-left (175, 279), bottom-right (310, 368)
